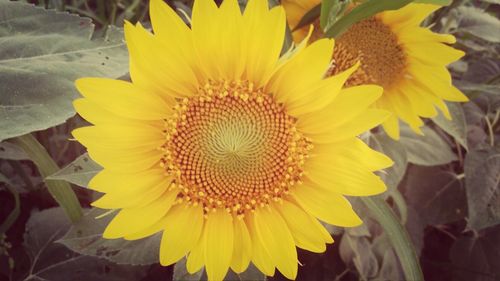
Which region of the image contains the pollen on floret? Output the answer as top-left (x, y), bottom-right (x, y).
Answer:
top-left (328, 17), bottom-right (407, 89)
top-left (160, 79), bottom-right (312, 217)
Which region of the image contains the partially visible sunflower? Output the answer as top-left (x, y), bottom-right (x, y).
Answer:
top-left (282, 0), bottom-right (468, 139)
top-left (73, 0), bottom-right (392, 280)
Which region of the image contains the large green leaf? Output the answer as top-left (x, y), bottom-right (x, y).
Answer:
top-left (399, 125), bottom-right (457, 166)
top-left (20, 208), bottom-right (148, 281)
top-left (59, 208), bottom-right (161, 265)
top-left (370, 133), bottom-right (408, 192)
top-left (0, 1), bottom-right (128, 141)
top-left (0, 141), bottom-right (29, 160)
top-left (450, 226), bottom-right (500, 281)
top-left (464, 146), bottom-right (500, 231)
top-left (401, 165), bottom-right (467, 225)
top-left (433, 102), bottom-right (468, 150)
top-left (47, 153), bottom-right (102, 187)
top-left (339, 232), bottom-right (380, 279)
top-left (451, 6), bottom-right (500, 43)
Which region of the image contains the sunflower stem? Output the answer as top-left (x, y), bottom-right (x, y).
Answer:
top-left (10, 134), bottom-right (82, 222)
top-left (361, 196), bottom-right (424, 281)
top-left (0, 179), bottom-right (20, 235)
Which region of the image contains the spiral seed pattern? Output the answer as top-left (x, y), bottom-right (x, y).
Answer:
top-left (328, 17), bottom-right (407, 89)
top-left (160, 80), bottom-right (311, 217)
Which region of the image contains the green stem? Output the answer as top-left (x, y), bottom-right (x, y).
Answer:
top-left (484, 116), bottom-right (495, 147)
top-left (390, 190), bottom-right (408, 225)
top-left (10, 134), bottom-right (82, 222)
top-left (361, 196), bottom-right (423, 281)
top-left (0, 182), bottom-right (20, 234)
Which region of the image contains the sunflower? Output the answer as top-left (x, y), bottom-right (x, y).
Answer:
top-left (283, 1), bottom-right (468, 139)
top-left (72, 0), bottom-right (392, 279)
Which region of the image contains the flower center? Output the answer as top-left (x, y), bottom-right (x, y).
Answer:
top-left (328, 17), bottom-right (407, 89)
top-left (161, 80), bottom-right (311, 216)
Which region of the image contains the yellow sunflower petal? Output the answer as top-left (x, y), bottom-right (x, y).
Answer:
top-left (253, 207), bottom-right (298, 279)
top-left (204, 210), bottom-right (234, 281)
top-left (381, 3), bottom-right (440, 30)
top-left (314, 138), bottom-right (393, 171)
top-left (187, 228), bottom-right (206, 274)
top-left (124, 21), bottom-right (198, 99)
top-left (89, 169), bottom-right (165, 193)
top-left (231, 218), bottom-right (252, 273)
top-left (91, 177), bottom-right (172, 209)
top-left (72, 125), bottom-right (164, 151)
top-left (305, 146), bottom-right (387, 196)
top-left (73, 98), bottom-right (141, 125)
top-left (246, 217), bottom-right (275, 276)
top-left (103, 189), bottom-right (177, 239)
top-left (407, 42), bottom-right (465, 66)
top-left (381, 113), bottom-right (401, 140)
top-left (87, 147), bottom-right (160, 172)
top-left (124, 215), bottom-right (168, 240)
top-left (287, 62), bottom-right (360, 116)
top-left (410, 64), bottom-right (469, 102)
top-left (75, 78), bottom-right (171, 120)
top-left (308, 109), bottom-right (390, 143)
top-left (275, 200), bottom-right (327, 253)
top-left (296, 84), bottom-right (383, 133)
top-left (160, 204), bottom-right (204, 266)
top-left (268, 39), bottom-right (334, 105)
top-left (242, 0), bottom-right (286, 86)
top-left (292, 184), bottom-right (362, 227)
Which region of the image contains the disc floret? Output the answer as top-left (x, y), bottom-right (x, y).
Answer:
top-left (160, 79), bottom-right (312, 217)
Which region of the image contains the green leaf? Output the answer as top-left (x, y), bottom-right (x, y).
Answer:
top-left (59, 208), bottom-right (161, 265)
top-left (451, 6), bottom-right (500, 43)
top-left (399, 125), bottom-right (457, 166)
top-left (401, 165), bottom-right (467, 225)
top-left (47, 153), bottom-right (102, 188)
top-left (370, 133), bottom-right (408, 192)
top-left (324, 0), bottom-right (412, 38)
top-left (10, 134), bottom-right (82, 222)
top-left (414, 0), bottom-right (451, 4)
top-left (320, 0), bottom-right (351, 31)
top-left (450, 226), bottom-right (500, 281)
top-left (464, 146), bottom-right (500, 231)
top-left (173, 257), bottom-right (204, 281)
top-left (0, 141), bottom-right (29, 160)
top-left (372, 235), bottom-right (404, 281)
top-left (433, 102), bottom-right (468, 150)
top-left (339, 234), bottom-right (379, 279)
top-left (0, 1), bottom-right (128, 141)
top-left (360, 196), bottom-right (424, 281)
top-left (292, 4), bottom-right (321, 31)
top-left (22, 208), bottom-right (149, 281)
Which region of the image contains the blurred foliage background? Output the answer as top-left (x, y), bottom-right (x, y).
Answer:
top-left (1, 0), bottom-right (500, 280)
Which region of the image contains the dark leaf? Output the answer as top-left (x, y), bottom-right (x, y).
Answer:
top-left (47, 153), bottom-right (102, 187)
top-left (19, 208), bottom-right (148, 281)
top-left (464, 146), bottom-right (500, 230)
top-left (0, 1), bottom-right (128, 141)
top-left (59, 208), bottom-right (161, 265)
